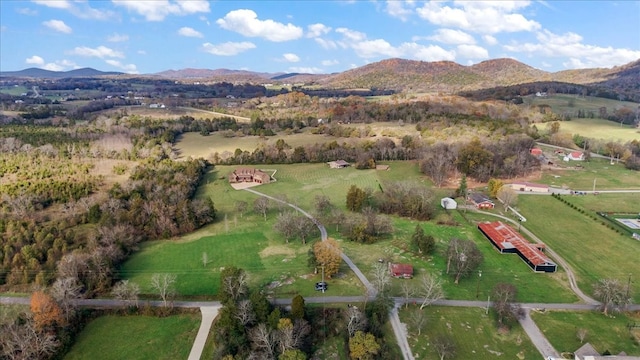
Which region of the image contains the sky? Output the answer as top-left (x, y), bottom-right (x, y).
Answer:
top-left (1, 0), bottom-right (639, 75)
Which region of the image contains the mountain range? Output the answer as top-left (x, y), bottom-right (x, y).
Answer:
top-left (2, 58), bottom-right (639, 95)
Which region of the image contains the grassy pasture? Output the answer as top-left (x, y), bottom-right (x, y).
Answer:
top-left (339, 211), bottom-right (577, 303)
top-left (538, 156), bottom-right (640, 190)
top-left (559, 118), bottom-right (639, 142)
top-left (64, 314), bottom-right (199, 360)
top-left (531, 310), bottom-right (640, 355)
top-left (517, 195), bottom-right (640, 302)
top-left (525, 94), bottom-right (638, 116)
top-left (400, 306), bottom-right (540, 360)
top-left (0, 85), bottom-right (29, 96)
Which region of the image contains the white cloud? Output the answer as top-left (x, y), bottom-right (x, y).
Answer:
top-left (69, 46), bottom-right (124, 58)
top-left (504, 29), bottom-right (640, 68)
top-left (32, 0), bottom-right (70, 9)
top-left (17, 8), bottom-right (38, 16)
top-left (42, 63), bottom-right (64, 71)
top-left (351, 39), bottom-right (400, 58)
top-left (428, 29), bottom-right (476, 45)
top-left (216, 9), bottom-right (303, 42)
top-left (307, 23), bottom-right (331, 38)
top-left (105, 59), bottom-right (138, 73)
top-left (201, 41), bottom-right (256, 56)
top-left (137, 50), bottom-right (147, 55)
top-left (112, 0), bottom-right (210, 21)
top-left (321, 59), bottom-right (339, 66)
top-left (399, 43), bottom-right (456, 61)
top-left (456, 44), bottom-right (489, 59)
top-left (26, 55), bottom-right (45, 65)
top-left (482, 35), bottom-right (498, 45)
top-left (42, 19), bottom-right (72, 34)
top-left (288, 66), bottom-right (323, 74)
top-left (315, 38), bottom-right (338, 50)
top-left (107, 33), bottom-right (129, 42)
top-left (336, 27), bottom-right (366, 42)
top-left (178, 27), bottom-right (203, 38)
top-left (385, 0), bottom-right (415, 21)
top-left (416, 1), bottom-right (540, 34)
top-left (282, 53), bottom-right (300, 62)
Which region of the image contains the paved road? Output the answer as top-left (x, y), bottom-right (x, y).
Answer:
top-left (519, 308), bottom-right (560, 359)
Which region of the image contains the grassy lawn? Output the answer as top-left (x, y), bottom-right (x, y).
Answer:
top-left (559, 118), bottom-right (640, 142)
top-left (64, 314), bottom-right (200, 360)
top-left (531, 310), bottom-right (640, 356)
top-left (517, 195), bottom-right (640, 302)
top-left (537, 156), bottom-right (640, 190)
top-left (400, 306), bottom-right (540, 360)
top-left (339, 210), bottom-right (577, 303)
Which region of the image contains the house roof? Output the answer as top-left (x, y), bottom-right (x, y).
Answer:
top-left (335, 160), bottom-right (349, 166)
top-left (530, 148), bottom-right (543, 154)
top-left (469, 192), bottom-right (493, 204)
top-left (389, 263), bottom-right (413, 275)
top-left (575, 343), bottom-right (600, 358)
top-left (478, 221), bottom-right (556, 267)
top-left (570, 151), bottom-right (584, 158)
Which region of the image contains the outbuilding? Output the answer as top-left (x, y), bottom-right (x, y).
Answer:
top-left (440, 197), bottom-right (458, 210)
top-left (388, 263), bottom-right (413, 278)
top-left (510, 182), bottom-right (549, 193)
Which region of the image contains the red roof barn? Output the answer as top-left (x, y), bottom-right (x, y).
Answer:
top-left (530, 148), bottom-right (543, 156)
top-left (389, 263), bottom-right (413, 278)
top-left (477, 221), bottom-right (556, 273)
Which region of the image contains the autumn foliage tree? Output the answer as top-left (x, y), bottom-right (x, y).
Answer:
top-left (30, 291), bottom-right (64, 330)
top-left (312, 238), bottom-right (342, 278)
top-left (349, 331), bottom-right (380, 360)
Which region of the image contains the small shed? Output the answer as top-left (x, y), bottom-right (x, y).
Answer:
top-left (389, 263), bottom-right (413, 278)
top-left (327, 160), bottom-right (350, 169)
top-left (530, 148), bottom-right (543, 156)
top-left (440, 197), bottom-right (457, 210)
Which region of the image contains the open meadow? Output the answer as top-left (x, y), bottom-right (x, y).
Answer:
top-left (400, 306), bottom-right (540, 360)
top-left (531, 310), bottom-right (640, 356)
top-left (517, 194), bottom-right (640, 302)
top-left (536, 155), bottom-right (640, 190)
top-left (64, 314), bottom-right (200, 360)
top-left (558, 118), bottom-right (639, 143)
top-left (524, 94), bottom-right (639, 117)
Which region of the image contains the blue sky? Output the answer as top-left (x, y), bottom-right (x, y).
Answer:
top-left (1, 1), bottom-right (639, 75)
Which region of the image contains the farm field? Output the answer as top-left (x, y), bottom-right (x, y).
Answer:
top-left (64, 314), bottom-right (200, 360)
top-left (339, 212), bottom-right (577, 303)
top-left (537, 156), bottom-right (640, 190)
top-left (400, 306), bottom-right (540, 360)
top-left (517, 195), bottom-right (640, 302)
top-left (524, 94), bottom-right (639, 116)
top-left (531, 310), bottom-right (640, 356)
top-left (558, 192), bottom-right (640, 213)
top-left (558, 118), bottom-right (639, 142)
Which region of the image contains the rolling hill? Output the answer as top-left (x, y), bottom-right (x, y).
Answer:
top-left (0, 67), bottom-right (123, 78)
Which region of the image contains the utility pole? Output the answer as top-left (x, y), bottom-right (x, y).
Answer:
top-left (321, 264), bottom-right (325, 293)
top-left (476, 270), bottom-right (482, 299)
top-left (627, 273), bottom-right (632, 301)
top-left (593, 178), bottom-right (597, 193)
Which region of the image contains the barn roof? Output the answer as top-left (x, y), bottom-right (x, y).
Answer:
top-left (469, 192), bottom-right (493, 204)
top-left (478, 221), bottom-right (556, 267)
top-left (389, 263), bottom-right (413, 275)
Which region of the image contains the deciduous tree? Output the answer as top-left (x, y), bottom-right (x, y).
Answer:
top-left (418, 273), bottom-right (444, 309)
top-left (433, 334), bottom-right (456, 360)
top-left (348, 331), bottom-right (380, 360)
top-left (491, 283), bottom-right (523, 326)
top-left (150, 273), bottom-right (176, 307)
top-left (30, 291), bottom-right (64, 330)
top-left (312, 238), bottom-right (342, 278)
top-left (593, 278), bottom-right (631, 315)
top-left (446, 238), bottom-right (483, 284)
top-left (496, 186), bottom-right (518, 211)
top-left (220, 266), bottom-right (249, 304)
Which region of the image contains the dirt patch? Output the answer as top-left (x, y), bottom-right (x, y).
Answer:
top-left (259, 245), bottom-right (296, 258)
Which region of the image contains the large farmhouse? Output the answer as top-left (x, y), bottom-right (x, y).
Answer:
top-left (478, 221), bottom-right (557, 272)
top-left (228, 168), bottom-right (271, 184)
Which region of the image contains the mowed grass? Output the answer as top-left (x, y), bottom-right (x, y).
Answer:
top-left (559, 118), bottom-right (640, 142)
top-left (525, 94), bottom-right (638, 117)
top-left (64, 314), bottom-right (199, 360)
top-left (339, 211), bottom-right (577, 303)
top-left (517, 195), bottom-right (640, 302)
top-left (400, 306), bottom-right (540, 360)
top-left (539, 156), bottom-right (640, 190)
top-left (531, 310), bottom-right (640, 355)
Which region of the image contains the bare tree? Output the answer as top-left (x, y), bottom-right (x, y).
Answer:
top-left (491, 283), bottom-right (523, 326)
top-left (274, 212), bottom-right (297, 243)
top-left (577, 328), bottom-right (588, 344)
top-left (593, 278), bottom-right (631, 315)
top-left (446, 238), bottom-right (483, 284)
top-left (221, 267), bottom-right (249, 303)
top-left (202, 252), bottom-right (209, 267)
top-left (496, 186), bottom-right (518, 211)
top-left (293, 215), bottom-right (316, 244)
top-left (235, 299), bottom-right (256, 326)
top-left (278, 319), bottom-right (310, 353)
top-left (0, 317), bottom-right (60, 360)
top-left (248, 323), bottom-right (276, 358)
top-left (400, 281), bottom-right (415, 309)
top-left (235, 200), bottom-right (248, 218)
top-left (253, 197), bottom-right (270, 221)
top-left (111, 280), bottom-right (140, 308)
top-left (314, 194), bottom-right (333, 214)
top-left (409, 309), bottom-right (427, 336)
top-left (419, 274), bottom-right (444, 309)
top-left (50, 277), bottom-right (83, 321)
top-left (370, 262), bottom-right (391, 294)
top-left (433, 334), bottom-right (456, 360)
top-left (150, 273), bottom-right (176, 307)
top-left (344, 306), bottom-right (368, 337)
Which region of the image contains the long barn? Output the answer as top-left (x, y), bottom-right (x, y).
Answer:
top-left (477, 221), bottom-right (557, 273)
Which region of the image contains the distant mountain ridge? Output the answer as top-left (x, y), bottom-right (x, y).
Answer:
top-left (2, 58), bottom-right (638, 97)
top-left (0, 67), bottom-right (123, 78)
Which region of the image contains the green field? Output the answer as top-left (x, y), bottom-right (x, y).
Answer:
top-left (559, 118), bottom-right (640, 142)
top-left (538, 156), bottom-right (640, 190)
top-left (64, 314), bottom-right (200, 360)
top-left (525, 94), bottom-right (639, 117)
top-left (400, 306), bottom-right (540, 360)
top-left (517, 195), bottom-right (640, 302)
top-left (531, 310), bottom-right (640, 355)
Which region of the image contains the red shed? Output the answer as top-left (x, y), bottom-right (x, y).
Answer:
top-left (389, 263), bottom-right (413, 278)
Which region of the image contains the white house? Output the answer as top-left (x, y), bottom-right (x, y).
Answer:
top-left (565, 151), bottom-right (585, 161)
top-left (440, 197), bottom-right (457, 210)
